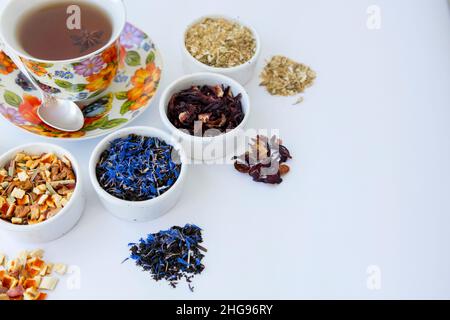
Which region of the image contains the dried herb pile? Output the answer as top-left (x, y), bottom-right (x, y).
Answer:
top-left (168, 85), bottom-right (245, 136)
top-left (260, 55), bottom-right (316, 98)
top-left (233, 135), bottom-right (292, 184)
top-left (128, 224), bottom-right (206, 291)
top-left (185, 17), bottom-right (256, 68)
top-left (96, 134), bottom-right (181, 202)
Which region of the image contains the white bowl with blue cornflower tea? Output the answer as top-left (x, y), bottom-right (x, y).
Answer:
top-left (88, 126), bottom-right (188, 222)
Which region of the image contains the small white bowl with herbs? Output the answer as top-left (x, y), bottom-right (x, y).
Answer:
top-left (159, 72), bottom-right (251, 162)
top-left (182, 15), bottom-right (261, 85)
top-left (0, 143), bottom-right (85, 243)
top-left (89, 126), bottom-right (188, 222)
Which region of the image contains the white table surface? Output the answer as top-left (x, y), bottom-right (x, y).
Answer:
top-left (1, 0), bottom-right (450, 300)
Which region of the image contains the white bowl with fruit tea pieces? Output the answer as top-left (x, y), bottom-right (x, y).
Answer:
top-left (0, 144), bottom-right (85, 242)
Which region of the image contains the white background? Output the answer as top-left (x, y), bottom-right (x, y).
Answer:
top-left (1, 0), bottom-right (450, 299)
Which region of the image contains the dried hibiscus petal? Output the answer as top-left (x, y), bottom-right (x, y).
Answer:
top-left (167, 85), bottom-right (245, 136)
top-left (260, 174), bottom-right (283, 185)
top-left (234, 163), bottom-right (250, 174)
top-left (279, 145), bottom-right (292, 162)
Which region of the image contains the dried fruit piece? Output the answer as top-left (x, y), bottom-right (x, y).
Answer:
top-left (53, 264), bottom-right (67, 275)
top-left (23, 287), bottom-right (40, 300)
top-left (10, 188), bottom-right (25, 199)
top-left (2, 275), bottom-right (18, 289)
top-left (233, 135), bottom-right (293, 184)
top-left (39, 277), bottom-right (58, 291)
top-left (7, 285), bottom-right (24, 299)
top-left (30, 249), bottom-right (44, 258)
top-left (279, 164), bottom-right (291, 176)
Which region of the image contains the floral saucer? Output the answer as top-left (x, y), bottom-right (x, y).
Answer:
top-left (0, 23), bottom-right (162, 140)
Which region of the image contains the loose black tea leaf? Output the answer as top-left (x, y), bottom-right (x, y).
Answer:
top-left (232, 135), bottom-right (293, 185)
top-left (167, 85), bottom-right (245, 136)
top-left (127, 224), bottom-right (206, 291)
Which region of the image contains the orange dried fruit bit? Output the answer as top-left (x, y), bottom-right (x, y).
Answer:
top-left (17, 195), bottom-right (30, 206)
top-left (37, 292), bottom-right (47, 300)
top-left (0, 203), bottom-right (8, 215)
top-left (2, 275), bottom-right (18, 289)
top-left (23, 279), bottom-right (37, 289)
top-left (31, 257), bottom-right (45, 268)
top-left (28, 267), bottom-right (41, 277)
top-left (0, 270), bottom-right (5, 280)
top-left (24, 287), bottom-right (41, 300)
top-left (279, 164), bottom-right (290, 176)
top-left (25, 259), bottom-right (33, 269)
top-left (40, 153), bottom-right (54, 164)
top-left (7, 259), bottom-right (18, 273)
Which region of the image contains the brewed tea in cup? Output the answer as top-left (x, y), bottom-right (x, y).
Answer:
top-left (18, 1), bottom-right (113, 61)
top-left (0, 0), bottom-right (126, 101)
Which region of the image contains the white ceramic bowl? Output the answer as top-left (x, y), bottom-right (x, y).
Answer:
top-left (89, 126), bottom-right (188, 222)
top-left (159, 72), bottom-right (251, 162)
top-left (0, 143), bottom-right (85, 243)
top-left (182, 15), bottom-right (261, 85)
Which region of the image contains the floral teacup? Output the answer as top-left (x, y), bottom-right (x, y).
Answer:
top-left (0, 0), bottom-right (126, 102)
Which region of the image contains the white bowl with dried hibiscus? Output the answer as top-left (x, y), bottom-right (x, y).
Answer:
top-left (159, 72), bottom-right (251, 161)
top-left (0, 144), bottom-right (85, 243)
